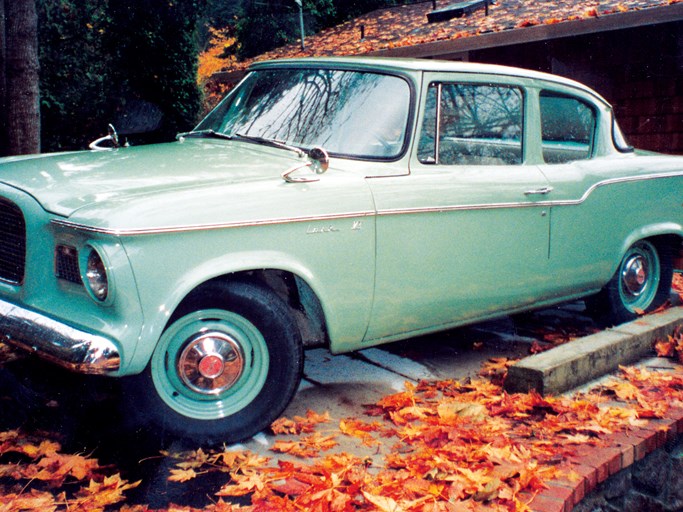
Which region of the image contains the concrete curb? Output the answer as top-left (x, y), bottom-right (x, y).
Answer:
top-left (504, 306), bottom-right (683, 395)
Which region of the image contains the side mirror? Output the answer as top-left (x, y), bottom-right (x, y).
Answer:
top-left (282, 146), bottom-right (330, 183)
top-left (89, 124), bottom-right (121, 151)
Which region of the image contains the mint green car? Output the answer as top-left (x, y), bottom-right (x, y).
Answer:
top-left (0, 57), bottom-right (681, 443)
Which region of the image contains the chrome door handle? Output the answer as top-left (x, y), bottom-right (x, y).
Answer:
top-left (524, 186), bottom-right (554, 196)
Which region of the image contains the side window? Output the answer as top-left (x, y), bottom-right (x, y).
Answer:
top-left (540, 92), bottom-right (596, 164)
top-left (418, 83), bottom-right (523, 165)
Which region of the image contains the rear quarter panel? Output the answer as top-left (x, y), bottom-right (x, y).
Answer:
top-left (543, 154), bottom-right (683, 295)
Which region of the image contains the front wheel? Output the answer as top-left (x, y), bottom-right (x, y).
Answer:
top-left (590, 240), bottom-right (673, 326)
top-left (131, 280), bottom-right (303, 444)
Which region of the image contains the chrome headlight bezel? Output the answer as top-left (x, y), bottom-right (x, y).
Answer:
top-left (81, 245), bottom-right (114, 304)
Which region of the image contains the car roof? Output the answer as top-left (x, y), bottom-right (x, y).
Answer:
top-left (250, 56), bottom-right (608, 105)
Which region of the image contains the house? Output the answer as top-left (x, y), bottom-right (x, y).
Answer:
top-left (212, 0), bottom-right (683, 154)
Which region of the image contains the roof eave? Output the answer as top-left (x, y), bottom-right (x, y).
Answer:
top-left (369, 2), bottom-right (683, 59)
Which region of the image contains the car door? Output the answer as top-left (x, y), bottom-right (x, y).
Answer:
top-left (533, 91), bottom-right (608, 296)
top-left (364, 76), bottom-right (554, 343)
top-left (536, 90), bottom-right (680, 297)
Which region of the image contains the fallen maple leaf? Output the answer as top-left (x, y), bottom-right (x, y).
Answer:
top-left (69, 474), bottom-right (141, 511)
top-left (517, 19), bottom-right (539, 28)
top-left (479, 357), bottom-right (516, 385)
top-left (168, 467), bottom-right (199, 483)
top-left (271, 410), bottom-right (331, 435)
top-left (602, 379), bottom-right (642, 402)
top-left (271, 432), bottom-right (338, 458)
top-left (655, 327), bottom-right (683, 362)
top-left (33, 452), bottom-right (102, 486)
top-left (437, 400), bottom-right (487, 422)
top-left (362, 491), bottom-right (405, 512)
top-left (0, 489), bottom-right (58, 512)
top-left (339, 418), bottom-right (382, 447)
top-left (216, 471), bottom-right (269, 497)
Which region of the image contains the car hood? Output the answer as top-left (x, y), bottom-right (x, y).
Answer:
top-left (0, 139), bottom-right (305, 217)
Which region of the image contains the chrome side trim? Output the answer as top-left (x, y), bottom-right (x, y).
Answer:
top-left (50, 171), bottom-right (682, 235)
top-left (377, 172), bottom-right (683, 217)
top-left (377, 201), bottom-right (547, 216)
top-left (546, 172), bottom-right (683, 207)
top-left (51, 210), bottom-right (376, 236)
top-left (0, 298), bottom-right (120, 374)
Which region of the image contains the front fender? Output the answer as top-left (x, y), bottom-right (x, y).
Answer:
top-left (120, 220), bottom-right (376, 373)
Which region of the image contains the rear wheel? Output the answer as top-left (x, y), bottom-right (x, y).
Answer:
top-left (134, 280), bottom-right (303, 444)
top-left (590, 240), bottom-right (673, 326)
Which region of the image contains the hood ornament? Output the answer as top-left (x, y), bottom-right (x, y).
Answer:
top-left (282, 146), bottom-right (330, 183)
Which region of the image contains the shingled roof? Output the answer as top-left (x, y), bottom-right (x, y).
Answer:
top-left (214, 0), bottom-right (682, 80)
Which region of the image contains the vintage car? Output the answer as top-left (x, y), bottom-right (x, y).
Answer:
top-left (0, 57), bottom-right (681, 443)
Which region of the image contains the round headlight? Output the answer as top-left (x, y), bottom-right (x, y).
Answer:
top-left (85, 249), bottom-right (108, 301)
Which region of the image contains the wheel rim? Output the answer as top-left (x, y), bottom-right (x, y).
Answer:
top-left (151, 309), bottom-right (270, 421)
top-left (618, 241), bottom-right (660, 313)
top-left (177, 332), bottom-right (244, 395)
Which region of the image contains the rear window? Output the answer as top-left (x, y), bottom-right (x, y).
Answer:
top-left (540, 92), bottom-right (596, 164)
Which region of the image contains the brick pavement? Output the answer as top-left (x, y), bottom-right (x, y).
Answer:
top-left (521, 395), bottom-right (683, 511)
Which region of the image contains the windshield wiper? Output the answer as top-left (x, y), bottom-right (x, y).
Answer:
top-left (177, 130), bottom-right (307, 158)
top-left (233, 132), bottom-right (306, 158)
top-left (176, 129), bottom-right (232, 141)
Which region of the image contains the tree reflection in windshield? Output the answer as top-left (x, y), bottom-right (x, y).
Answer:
top-left (197, 68), bottom-right (411, 159)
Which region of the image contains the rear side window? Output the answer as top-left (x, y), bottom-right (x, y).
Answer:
top-left (540, 93), bottom-right (596, 164)
top-left (418, 83), bottom-right (523, 165)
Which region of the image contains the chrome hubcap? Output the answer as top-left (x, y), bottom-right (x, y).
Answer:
top-left (621, 255), bottom-right (648, 297)
top-left (177, 331), bottom-right (244, 395)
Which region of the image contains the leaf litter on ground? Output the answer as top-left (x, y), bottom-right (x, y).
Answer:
top-left (154, 351), bottom-right (682, 511)
top-left (1, 326), bottom-right (683, 511)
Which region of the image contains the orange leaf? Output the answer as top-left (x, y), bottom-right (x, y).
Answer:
top-left (271, 410), bottom-right (330, 435)
top-left (168, 468), bottom-right (198, 483)
top-left (339, 418), bottom-right (381, 446)
top-left (271, 432), bottom-right (337, 458)
top-left (216, 472), bottom-right (268, 497)
top-left (362, 491), bottom-right (404, 511)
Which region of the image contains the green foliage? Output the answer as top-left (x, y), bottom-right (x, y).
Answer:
top-left (234, 0), bottom-right (335, 60)
top-left (38, 0), bottom-right (207, 152)
top-left (106, 0), bottom-right (206, 142)
top-left (36, 0), bottom-right (405, 151)
top-left (227, 0), bottom-right (403, 61)
top-left (37, 0), bottom-right (110, 152)
top-left (198, 0), bottom-right (241, 49)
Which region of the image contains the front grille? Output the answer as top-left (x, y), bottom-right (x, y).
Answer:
top-left (0, 199), bottom-right (26, 284)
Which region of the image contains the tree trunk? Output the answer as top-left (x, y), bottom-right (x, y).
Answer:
top-left (2, 0), bottom-right (40, 156)
top-left (0, 0), bottom-right (7, 155)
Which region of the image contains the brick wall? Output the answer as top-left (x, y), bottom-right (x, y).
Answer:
top-left (607, 22), bottom-right (683, 155)
top-left (574, 435), bottom-right (683, 512)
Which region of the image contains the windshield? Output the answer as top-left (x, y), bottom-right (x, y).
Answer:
top-left (196, 68), bottom-right (412, 159)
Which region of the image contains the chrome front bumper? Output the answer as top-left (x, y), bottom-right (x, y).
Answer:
top-left (0, 298), bottom-right (120, 374)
